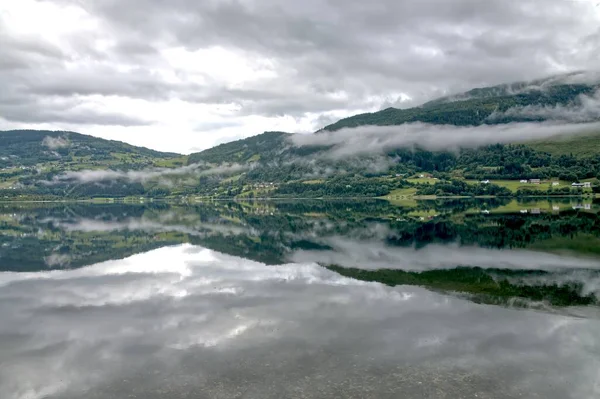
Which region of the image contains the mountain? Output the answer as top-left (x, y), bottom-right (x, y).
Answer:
top-left (187, 131), bottom-right (290, 165)
top-left (0, 130), bottom-right (179, 168)
top-left (322, 79), bottom-right (599, 131)
top-left (181, 75), bottom-right (600, 198)
top-left (0, 130), bottom-right (185, 199)
top-left (2, 73), bottom-right (600, 200)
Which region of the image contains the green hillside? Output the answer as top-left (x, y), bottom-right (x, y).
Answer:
top-left (187, 131), bottom-right (290, 165)
top-left (527, 131), bottom-right (600, 157)
top-left (2, 74), bottom-right (600, 200)
top-left (322, 83), bottom-right (597, 131)
top-left (0, 130), bottom-right (178, 168)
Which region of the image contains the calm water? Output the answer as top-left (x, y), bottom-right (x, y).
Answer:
top-left (1, 199), bottom-right (599, 398)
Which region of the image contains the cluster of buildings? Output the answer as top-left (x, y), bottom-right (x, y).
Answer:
top-left (252, 182), bottom-right (277, 189)
top-left (480, 179), bottom-right (593, 188)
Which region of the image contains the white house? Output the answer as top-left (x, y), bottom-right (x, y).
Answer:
top-left (520, 180), bottom-right (528, 183)
top-left (571, 182), bottom-right (591, 188)
top-left (480, 180), bottom-right (490, 184)
top-left (552, 182), bottom-right (560, 186)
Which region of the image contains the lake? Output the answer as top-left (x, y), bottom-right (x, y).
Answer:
top-left (1, 199), bottom-right (599, 398)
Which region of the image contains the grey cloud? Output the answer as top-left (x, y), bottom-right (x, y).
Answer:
top-left (289, 121), bottom-right (600, 158)
top-left (4, 0), bottom-right (600, 130)
top-left (1, 103), bottom-right (152, 126)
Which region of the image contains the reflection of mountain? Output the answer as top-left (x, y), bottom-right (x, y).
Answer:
top-left (326, 265), bottom-right (599, 308)
top-left (2, 200), bottom-right (600, 272)
top-left (3, 201), bottom-right (600, 311)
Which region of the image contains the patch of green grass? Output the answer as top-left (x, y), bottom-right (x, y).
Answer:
top-left (387, 187), bottom-right (418, 197)
top-left (406, 177), bottom-right (438, 185)
top-left (0, 178), bottom-right (17, 188)
top-left (153, 156), bottom-right (188, 167)
top-left (526, 132), bottom-right (600, 157)
top-left (465, 179), bottom-right (572, 193)
top-left (248, 154), bottom-right (261, 162)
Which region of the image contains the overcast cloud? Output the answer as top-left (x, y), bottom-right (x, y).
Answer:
top-left (1, 0), bottom-right (600, 153)
top-left (290, 121), bottom-right (600, 158)
top-left (50, 162), bottom-right (248, 184)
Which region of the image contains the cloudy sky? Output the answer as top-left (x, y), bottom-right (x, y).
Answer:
top-left (1, 0), bottom-right (600, 154)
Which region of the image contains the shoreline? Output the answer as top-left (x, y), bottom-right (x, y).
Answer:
top-left (0, 193), bottom-right (597, 204)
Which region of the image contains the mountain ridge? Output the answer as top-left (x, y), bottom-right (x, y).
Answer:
top-left (2, 73), bottom-right (600, 200)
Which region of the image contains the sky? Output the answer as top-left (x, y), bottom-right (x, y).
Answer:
top-left (1, 0), bottom-right (600, 154)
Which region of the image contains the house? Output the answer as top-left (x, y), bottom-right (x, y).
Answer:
top-left (529, 179), bottom-right (541, 184)
top-left (552, 182), bottom-right (560, 186)
top-left (531, 208), bottom-right (541, 214)
top-left (480, 180), bottom-right (490, 184)
top-left (519, 180), bottom-right (528, 183)
top-left (572, 203), bottom-right (591, 210)
top-left (571, 182), bottom-right (591, 188)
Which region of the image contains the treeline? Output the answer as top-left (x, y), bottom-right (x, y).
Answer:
top-left (415, 180), bottom-right (512, 197)
top-left (387, 144), bottom-right (600, 182)
top-left (272, 177), bottom-right (404, 198)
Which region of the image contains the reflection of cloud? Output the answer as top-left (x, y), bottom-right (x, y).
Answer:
top-left (0, 245), bottom-right (598, 399)
top-left (46, 217), bottom-right (250, 237)
top-left (43, 253), bottom-right (71, 267)
top-left (290, 238), bottom-right (600, 272)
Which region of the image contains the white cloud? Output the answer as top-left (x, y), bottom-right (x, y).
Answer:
top-left (42, 135), bottom-right (70, 149)
top-left (50, 162), bottom-right (249, 184)
top-left (290, 121), bottom-right (600, 158)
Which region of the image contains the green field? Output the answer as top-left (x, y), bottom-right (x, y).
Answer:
top-left (527, 132), bottom-right (600, 157)
top-left (406, 177), bottom-right (438, 185)
top-left (466, 179), bottom-right (573, 192)
top-left (386, 187), bottom-right (418, 197)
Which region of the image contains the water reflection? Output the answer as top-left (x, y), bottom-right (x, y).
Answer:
top-left (1, 200), bottom-right (600, 398)
top-left (1, 244), bottom-right (599, 398)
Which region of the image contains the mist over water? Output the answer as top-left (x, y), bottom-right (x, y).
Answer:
top-left (1, 201), bottom-right (599, 398)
